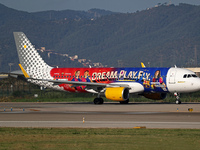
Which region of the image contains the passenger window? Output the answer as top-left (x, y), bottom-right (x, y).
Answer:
top-left (188, 74), bottom-right (191, 78)
top-left (183, 74), bottom-right (187, 78)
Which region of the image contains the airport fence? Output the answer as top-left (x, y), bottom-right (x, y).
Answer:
top-left (0, 77), bottom-right (33, 97)
top-left (0, 77), bottom-right (94, 102)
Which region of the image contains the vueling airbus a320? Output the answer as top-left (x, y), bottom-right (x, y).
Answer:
top-left (13, 32), bottom-right (200, 104)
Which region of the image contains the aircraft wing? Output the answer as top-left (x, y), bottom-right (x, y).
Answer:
top-left (1, 70), bottom-right (24, 78)
top-left (17, 63), bottom-right (132, 92)
top-left (1, 70), bottom-right (23, 76)
top-left (42, 79), bottom-right (130, 88)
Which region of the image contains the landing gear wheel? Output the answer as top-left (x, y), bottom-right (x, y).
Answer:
top-left (94, 98), bottom-right (104, 104)
top-left (174, 93), bottom-right (181, 105)
top-left (176, 100), bottom-right (181, 104)
top-left (119, 99), bottom-right (129, 104)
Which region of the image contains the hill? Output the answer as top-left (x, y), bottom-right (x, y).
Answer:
top-left (32, 8), bottom-right (117, 21)
top-left (0, 3), bottom-right (200, 72)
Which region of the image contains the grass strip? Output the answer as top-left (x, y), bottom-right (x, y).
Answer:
top-left (0, 128), bottom-right (200, 150)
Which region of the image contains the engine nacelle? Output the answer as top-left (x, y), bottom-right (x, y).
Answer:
top-left (143, 93), bottom-right (167, 100)
top-left (104, 87), bottom-right (129, 101)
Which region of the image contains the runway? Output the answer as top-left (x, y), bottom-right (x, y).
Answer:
top-left (0, 102), bottom-right (200, 129)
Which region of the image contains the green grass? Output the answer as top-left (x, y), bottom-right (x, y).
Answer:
top-left (10, 97), bottom-right (96, 103)
top-left (0, 128), bottom-right (200, 150)
top-left (2, 96), bottom-right (200, 103)
top-left (1, 89), bottom-right (200, 103)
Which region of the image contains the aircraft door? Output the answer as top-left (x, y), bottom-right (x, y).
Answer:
top-left (168, 70), bottom-right (176, 84)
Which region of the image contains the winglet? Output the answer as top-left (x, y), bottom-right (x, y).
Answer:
top-left (19, 64), bottom-right (30, 78)
top-left (141, 62), bottom-right (146, 68)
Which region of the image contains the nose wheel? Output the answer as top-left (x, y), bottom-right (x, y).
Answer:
top-left (174, 93), bottom-right (181, 104)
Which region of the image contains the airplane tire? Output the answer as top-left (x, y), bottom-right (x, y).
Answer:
top-left (100, 98), bottom-right (104, 104)
top-left (119, 99), bottom-right (129, 104)
top-left (176, 100), bottom-right (181, 104)
top-left (94, 98), bottom-right (104, 105)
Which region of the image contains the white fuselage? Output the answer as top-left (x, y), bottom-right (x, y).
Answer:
top-left (167, 68), bottom-right (200, 93)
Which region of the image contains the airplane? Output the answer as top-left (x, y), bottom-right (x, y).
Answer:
top-left (13, 32), bottom-right (200, 104)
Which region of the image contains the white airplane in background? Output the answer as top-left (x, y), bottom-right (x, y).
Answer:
top-left (12, 32), bottom-right (200, 104)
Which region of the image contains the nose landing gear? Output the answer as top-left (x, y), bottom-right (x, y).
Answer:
top-left (174, 92), bottom-right (181, 104)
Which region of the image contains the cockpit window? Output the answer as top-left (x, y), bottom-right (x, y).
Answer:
top-left (183, 74), bottom-right (198, 78)
top-left (192, 74), bottom-right (198, 77)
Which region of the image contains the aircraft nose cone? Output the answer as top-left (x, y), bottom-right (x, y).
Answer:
top-left (197, 79), bottom-right (200, 90)
top-left (191, 79), bottom-right (200, 92)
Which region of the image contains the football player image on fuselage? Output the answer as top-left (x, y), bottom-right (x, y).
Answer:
top-left (152, 70), bottom-right (167, 91)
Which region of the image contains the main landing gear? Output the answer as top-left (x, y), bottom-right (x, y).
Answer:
top-left (93, 97), bottom-right (130, 104)
top-left (119, 99), bottom-right (129, 104)
top-left (174, 92), bottom-right (181, 104)
top-left (93, 98), bottom-right (104, 104)
top-left (93, 93), bottom-right (130, 105)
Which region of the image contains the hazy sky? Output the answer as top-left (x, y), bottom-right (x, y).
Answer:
top-left (0, 0), bottom-right (200, 12)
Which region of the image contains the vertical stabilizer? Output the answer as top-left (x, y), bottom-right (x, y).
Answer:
top-left (13, 32), bottom-right (52, 79)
